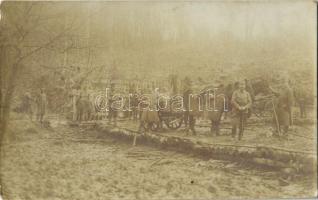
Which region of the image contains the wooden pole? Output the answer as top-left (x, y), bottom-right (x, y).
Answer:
top-left (132, 133), bottom-right (137, 146)
top-left (271, 99), bottom-right (281, 137)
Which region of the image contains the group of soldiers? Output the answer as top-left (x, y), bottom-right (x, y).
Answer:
top-left (17, 69), bottom-right (301, 141)
top-left (93, 74), bottom-right (296, 141)
top-left (224, 77), bottom-right (294, 140)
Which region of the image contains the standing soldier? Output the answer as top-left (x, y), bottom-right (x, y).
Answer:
top-left (231, 80), bottom-right (252, 140)
top-left (72, 85), bottom-right (81, 121)
top-left (294, 84), bottom-right (307, 118)
top-left (182, 76), bottom-right (192, 130)
top-left (139, 88), bottom-right (160, 132)
top-left (127, 82), bottom-right (136, 120)
top-left (70, 67), bottom-right (81, 121)
top-left (224, 81), bottom-right (239, 120)
top-left (182, 76), bottom-right (200, 135)
top-left (131, 91), bottom-right (139, 120)
top-left (22, 92), bottom-right (34, 121)
top-left (169, 74), bottom-right (178, 95)
top-left (107, 83), bottom-right (117, 126)
top-left (208, 80), bottom-right (226, 136)
top-left (273, 78), bottom-right (294, 137)
top-left (245, 79), bottom-right (255, 118)
top-left (36, 88), bottom-right (47, 125)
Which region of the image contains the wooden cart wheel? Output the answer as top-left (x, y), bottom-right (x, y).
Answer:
top-left (142, 122), bottom-right (159, 131)
top-left (252, 100), bottom-right (271, 118)
top-left (164, 115), bottom-right (183, 130)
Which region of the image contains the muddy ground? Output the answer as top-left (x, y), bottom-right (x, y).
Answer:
top-left (0, 119), bottom-right (316, 200)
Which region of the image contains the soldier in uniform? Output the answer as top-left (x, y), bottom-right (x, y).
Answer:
top-left (35, 88), bottom-right (47, 125)
top-left (273, 78), bottom-right (294, 137)
top-left (108, 83), bottom-right (118, 126)
top-left (22, 92), bottom-right (34, 121)
top-left (169, 74), bottom-right (178, 95)
top-left (231, 80), bottom-right (252, 140)
top-left (70, 68), bottom-right (82, 121)
top-left (224, 81), bottom-right (239, 120)
top-left (294, 84), bottom-right (308, 118)
top-left (128, 82), bottom-right (137, 120)
top-left (245, 79), bottom-right (255, 118)
top-left (207, 80), bottom-right (226, 136)
top-left (139, 88), bottom-right (160, 132)
top-left (182, 76), bottom-right (192, 129)
top-left (182, 76), bottom-right (201, 135)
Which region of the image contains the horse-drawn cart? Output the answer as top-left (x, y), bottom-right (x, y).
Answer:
top-left (159, 110), bottom-right (184, 130)
top-left (141, 99), bottom-right (184, 131)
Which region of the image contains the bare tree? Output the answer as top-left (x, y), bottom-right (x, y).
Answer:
top-left (0, 2), bottom-right (86, 145)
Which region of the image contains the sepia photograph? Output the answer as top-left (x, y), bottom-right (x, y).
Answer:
top-left (0, 0), bottom-right (317, 199)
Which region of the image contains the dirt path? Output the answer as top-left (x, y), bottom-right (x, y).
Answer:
top-left (0, 120), bottom-right (316, 200)
top-left (114, 119), bottom-right (316, 153)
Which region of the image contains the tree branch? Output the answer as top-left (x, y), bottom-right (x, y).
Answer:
top-left (15, 17), bottom-right (77, 65)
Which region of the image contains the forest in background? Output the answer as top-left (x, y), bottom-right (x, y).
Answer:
top-left (0, 1), bottom-right (316, 139)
